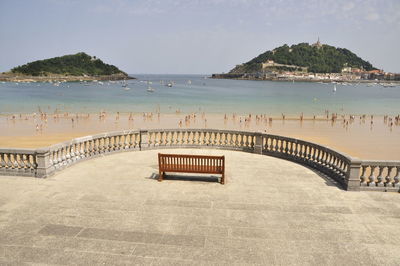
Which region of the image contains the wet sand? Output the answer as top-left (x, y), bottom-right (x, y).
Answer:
top-left (0, 113), bottom-right (399, 160)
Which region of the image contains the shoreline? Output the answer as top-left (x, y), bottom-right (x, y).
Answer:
top-left (0, 73), bottom-right (135, 82)
top-left (211, 75), bottom-right (400, 84)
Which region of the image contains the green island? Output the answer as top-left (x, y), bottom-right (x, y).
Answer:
top-left (212, 40), bottom-right (399, 82)
top-left (0, 52), bottom-right (133, 82)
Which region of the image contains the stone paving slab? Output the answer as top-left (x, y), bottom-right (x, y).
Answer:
top-left (0, 148), bottom-right (399, 265)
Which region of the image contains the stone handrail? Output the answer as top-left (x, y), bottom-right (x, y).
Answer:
top-left (0, 129), bottom-right (399, 192)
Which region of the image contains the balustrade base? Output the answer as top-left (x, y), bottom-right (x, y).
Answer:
top-left (359, 186), bottom-right (400, 192)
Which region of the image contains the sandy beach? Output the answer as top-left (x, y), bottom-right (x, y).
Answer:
top-left (1, 112), bottom-right (399, 160)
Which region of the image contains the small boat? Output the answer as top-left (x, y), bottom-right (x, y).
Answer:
top-left (333, 84), bottom-right (337, 92)
top-left (382, 83), bottom-right (397, 88)
top-left (123, 87), bottom-right (131, 91)
top-left (147, 86), bottom-right (155, 92)
top-left (166, 82), bottom-right (173, 87)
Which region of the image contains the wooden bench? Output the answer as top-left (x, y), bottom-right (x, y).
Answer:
top-left (158, 153), bottom-right (225, 184)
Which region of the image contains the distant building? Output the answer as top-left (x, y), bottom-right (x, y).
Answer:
top-left (312, 37), bottom-right (323, 48)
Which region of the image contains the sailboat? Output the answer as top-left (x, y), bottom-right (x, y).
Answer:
top-left (333, 84), bottom-right (337, 92)
top-left (121, 80), bottom-right (128, 87)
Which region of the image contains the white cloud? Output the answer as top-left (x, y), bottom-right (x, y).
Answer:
top-left (342, 2), bottom-right (355, 11)
top-left (366, 12), bottom-right (380, 21)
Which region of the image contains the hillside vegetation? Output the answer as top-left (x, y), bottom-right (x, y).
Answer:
top-left (230, 43), bottom-right (376, 74)
top-left (11, 52), bottom-right (127, 76)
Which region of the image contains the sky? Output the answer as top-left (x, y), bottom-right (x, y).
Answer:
top-left (0, 0), bottom-right (399, 74)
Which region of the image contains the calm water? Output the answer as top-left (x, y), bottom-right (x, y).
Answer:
top-left (0, 74), bottom-right (399, 115)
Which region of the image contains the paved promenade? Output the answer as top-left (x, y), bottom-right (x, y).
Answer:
top-left (0, 149), bottom-right (399, 265)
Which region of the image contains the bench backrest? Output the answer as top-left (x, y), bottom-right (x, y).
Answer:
top-left (158, 153), bottom-right (225, 173)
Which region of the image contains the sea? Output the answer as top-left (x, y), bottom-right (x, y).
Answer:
top-left (0, 74), bottom-right (399, 116)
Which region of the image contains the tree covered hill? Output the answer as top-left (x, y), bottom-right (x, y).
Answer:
top-left (229, 43), bottom-right (377, 74)
top-left (11, 52), bottom-right (127, 77)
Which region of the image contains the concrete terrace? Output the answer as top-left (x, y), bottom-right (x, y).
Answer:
top-left (0, 149), bottom-right (399, 265)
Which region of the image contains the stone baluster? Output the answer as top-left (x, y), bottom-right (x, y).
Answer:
top-left (64, 146), bottom-right (71, 164)
top-left (86, 141), bottom-right (91, 157)
top-left (112, 136), bottom-right (117, 151)
top-left (72, 144), bottom-right (78, 160)
top-left (197, 131), bottom-right (203, 145)
top-left (188, 131), bottom-right (193, 145)
top-left (278, 139), bottom-right (284, 153)
top-left (78, 143), bottom-right (83, 159)
top-left (385, 166), bottom-right (394, 187)
top-left (113, 136), bottom-right (119, 150)
top-left (320, 151), bottom-right (326, 166)
top-left (77, 143), bottom-right (83, 159)
top-left (128, 134), bottom-right (134, 148)
top-left (92, 139), bottom-right (98, 155)
top-left (368, 165), bottom-right (376, 186)
top-left (5, 154), bottom-right (12, 169)
top-left (51, 150), bottom-right (57, 169)
top-left (218, 132), bottom-right (223, 146)
top-left (359, 165), bottom-right (368, 186)
top-left (300, 144), bottom-right (305, 158)
top-left (15, 154), bottom-right (23, 173)
top-left (106, 137), bottom-right (112, 152)
top-left (0, 153), bottom-right (5, 169)
top-left (118, 136), bottom-right (123, 150)
top-left (226, 133), bottom-right (231, 146)
top-left (394, 166), bottom-right (400, 188)
top-left (123, 134), bottom-right (129, 149)
top-left (80, 142), bottom-right (86, 158)
top-left (167, 131), bottom-right (172, 145)
top-left (84, 141), bottom-right (90, 157)
top-left (19, 154), bottom-right (27, 173)
top-left (169, 131), bottom-right (174, 145)
top-left (306, 145), bottom-right (311, 160)
top-left (105, 137), bottom-right (110, 152)
top-left (290, 141), bottom-right (295, 155)
top-left (331, 156), bottom-right (337, 173)
top-left (156, 132), bottom-right (161, 146)
top-left (271, 138), bottom-right (276, 152)
top-left (98, 138), bottom-right (103, 153)
top-left (283, 140), bottom-right (288, 154)
top-left (100, 138), bottom-right (105, 154)
top-left (376, 166), bottom-right (385, 187)
top-left (68, 145), bottom-right (74, 162)
top-left (25, 154), bottom-right (33, 173)
top-left (74, 144), bottom-right (80, 161)
top-left (73, 144), bottom-right (79, 161)
top-left (178, 131), bottom-right (183, 145)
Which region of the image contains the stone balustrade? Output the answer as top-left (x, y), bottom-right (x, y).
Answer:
top-left (0, 148), bottom-right (37, 176)
top-left (0, 129), bottom-right (399, 192)
top-left (144, 129), bottom-right (255, 152)
top-left (359, 161), bottom-right (400, 192)
top-left (262, 134), bottom-right (352, 188)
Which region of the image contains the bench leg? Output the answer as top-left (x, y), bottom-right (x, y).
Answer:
top-left (158, 171), bottom-right (163, 182)
top-left (221, 173), bottom-right (225, 185)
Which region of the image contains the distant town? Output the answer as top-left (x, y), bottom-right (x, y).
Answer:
top-left (213, 40), bottom-right (400, 83)
top-left (212, 66), bottom-right (400, 83)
